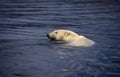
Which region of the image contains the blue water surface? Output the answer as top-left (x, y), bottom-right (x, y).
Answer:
top-left (0, 0), bottom-right (120, 77)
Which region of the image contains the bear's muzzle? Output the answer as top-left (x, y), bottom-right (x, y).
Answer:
top-left (47, 34), bottom-right (56, 41)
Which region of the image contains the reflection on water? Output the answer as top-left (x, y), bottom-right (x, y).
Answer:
top-left (0, 0), bottom-right (120, 77)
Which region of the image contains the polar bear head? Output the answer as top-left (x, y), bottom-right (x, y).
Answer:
top-left (47, 29), bottom-right (79, 41)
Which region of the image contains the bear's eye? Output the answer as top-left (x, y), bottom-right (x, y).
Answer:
top-left (55, 32), bottom-right (58, 34)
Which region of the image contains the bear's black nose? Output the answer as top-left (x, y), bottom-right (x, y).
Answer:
top-left (47, 34), bottom-right (49, 38)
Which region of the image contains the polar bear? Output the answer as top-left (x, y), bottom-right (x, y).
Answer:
top-left (47, 29), bottom-right (95, 47)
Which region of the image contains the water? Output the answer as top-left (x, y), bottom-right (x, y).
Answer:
top-left (0, 0), bottom-right (120, 77)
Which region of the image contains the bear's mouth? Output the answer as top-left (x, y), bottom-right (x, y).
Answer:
top-left (49, 38), bottom-right (57, 41)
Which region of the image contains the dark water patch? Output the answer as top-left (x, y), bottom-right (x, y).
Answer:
top-left (13, 73), bottom-right (31, 77)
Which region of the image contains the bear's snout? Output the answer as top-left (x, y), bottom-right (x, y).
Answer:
top-left (47, 33), bottom-right (56, 40)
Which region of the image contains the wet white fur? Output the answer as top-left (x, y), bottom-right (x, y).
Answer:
top-left (48, 29), bottom-right (95, 47)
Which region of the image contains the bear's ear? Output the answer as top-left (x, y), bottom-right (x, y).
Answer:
top-left (64, 32), bottom-right (71, 36)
